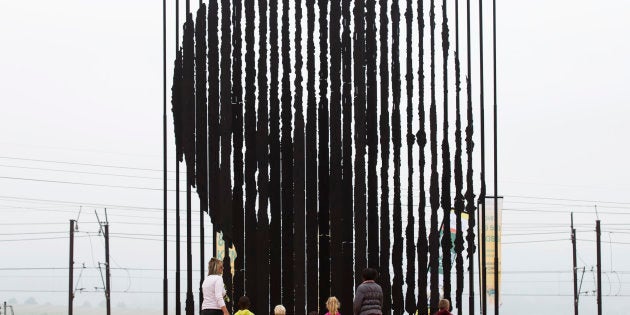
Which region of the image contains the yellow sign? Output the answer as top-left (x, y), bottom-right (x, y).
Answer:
top-left (216, 231), bottom-right (237, 275)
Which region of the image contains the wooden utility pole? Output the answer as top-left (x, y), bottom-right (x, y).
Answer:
top-left (69, 219), bottom-right (75, 315)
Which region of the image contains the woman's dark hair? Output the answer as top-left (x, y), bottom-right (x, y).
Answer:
top-left (362, 267), bottom-right (379, 281)
top-left (238, 295), bottom-right (251, 310)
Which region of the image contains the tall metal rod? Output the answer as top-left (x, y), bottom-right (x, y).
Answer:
top-left (68, 220), bottom-right (75, 315)
top-left (478, 0), bottom-right (488, 311)
top-left (186, 178), bottom-right (194, 315)
top-left (492, 0), bottom-right (499, 312)
top-left (571, 213), bottom-right (578, 315)
top-left (162, 0), bottom-right (169, 313)
top-left (184, 2), bottom-right (194, 314)
top-left (596, 220), bottom-right (602, 315)
top-left (176, 159), bottom-right (182, 315)
top-left (175, 0), bottom-right (182, 313)
top-left (465, 0), bottom-right (476, 313)
top-left (200, 189), bottom-right (205, 315)
top-left (105, 224), bottom-right (111, 315)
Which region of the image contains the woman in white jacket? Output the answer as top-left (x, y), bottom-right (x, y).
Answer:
top-left (202, 258), bottom-right (230, 315)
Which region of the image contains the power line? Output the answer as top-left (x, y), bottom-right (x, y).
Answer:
top-left (505, 195), bottom-right (630, 206)
top-left (0, 195), bottom-right (192, 212)
top-left (0, 163), bottom-right (185, 181)
top-left (0, 156), bottom-right (175, 173)
top-left (0, 175), bottom-right (177, 192)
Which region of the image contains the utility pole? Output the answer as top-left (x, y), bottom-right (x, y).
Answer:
top-left (596, 220), bottom-right (601, 315)
top-left (105, 223), bottom-right (111, 315)
top-left (69, 219), bottom-right (75, 315)
top-left (571, 213), bottom-right (578, 315)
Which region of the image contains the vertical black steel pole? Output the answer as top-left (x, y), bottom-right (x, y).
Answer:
top-left (186, 179), bottom-right (193, 315)
top-left (175, 1), bottom-right (182, 314)
top-left (184, 3), bottom-right (194, 314)
top-left (163, 0), bottom-right (169, 313)
top-left (200, 194), bottom-right (205, 315)
top-left (105, 224), bottom-right (111, 315)
top-left (571, 213), bottom-right (578, 315)
top-left (465, 0), bottom-right (476, 313)
top-left (478, 0), bottom-right (487, 311)
top-left (69, 220), bottom-right (74, 315)
top-left (492, 0), bottom-right (499, 312)
top-left (176, 161), bottom-right (182, 315)
top-left (596, 220), bottom-right (601, 315)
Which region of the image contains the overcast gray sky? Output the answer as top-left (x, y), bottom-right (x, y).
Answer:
top-left (1, 0), bottom-right (630, 314)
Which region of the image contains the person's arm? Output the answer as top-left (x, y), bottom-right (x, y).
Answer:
top-left (353, 285), bottom-right (364, 315)
top-left (214, 278), bottom-right (228, 315)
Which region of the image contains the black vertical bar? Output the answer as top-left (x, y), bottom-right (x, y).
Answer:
top-left (428, 0), bottom-right (441, 312)
top-left (341, 0), bottom-right (354, 308)
top-left (404, 0), bottom-right (416, 311)
top-left (305, 0), bottom-right (318, 311)
top-left (195, 5), bottom-right (208, 313)
top-left (200, 189), bottom-right (205, 315)
top-left (208, 0), bottom-right (220, 230)
top-left (105, 224), bottom-right (111, 315)
top-left (232, 0), bottom-right (245, 303)
top-left (256, 0), bottom-right (270, 308)
top-left (183, 3), bottom-right (196, 313)
top-left (175, 1), bottom-right (182, 314)
top-left (163, 0), bottom-right (168, 313)
top-left (379, 0), bottom-right (392, 311)
top-left (353, 0), bottom-right (367, 287)
top-left (186, 181), bottom-right (194, 315)
top-left (244, 0), bottom-right (258, 308)
top-left (176, 161), bottom-right (182, 315)
top-left (69, 220), bottom-right (74, 315)
top-left (329, 0), bottom-right (342, 300)
top-left (293, 0), bottom-right (306, 311)
top-left (441, 0), bottom-right (452, 307)
top-left (492, 0), bottom-right (499, 312)
top-left (596, 220), bottom-right (601, 315)
top-left (390, 0), bottom-right (404, 312)
top-left (478, 0), bottom-right (487, 311)
top-left (318, 0), bottom-right (331, 308)
top-left (416, 0), bottom-right (428, 312)
top-left (453, 0), bottom-right (465, 313)
top-left (571, 213), bottom-right (578, 315)
top-left (366, 0), bottom-right (379, 272)
top-left (220, 0), bottom-right (233, 245)
top-left (269, 0), bottom-right (282, 307)
top-left (281, 0), bottom-right (295, 309)
top-left (465, 0), bottom-right (477, 312)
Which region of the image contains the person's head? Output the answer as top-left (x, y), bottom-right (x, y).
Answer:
top-left (308, 311), bottom-right (319, 315)
top-left (207, 257), bottom-right (224, 276)
top-left (361, 267), bottom-right (379, 281)
top-left (274, 305), bottom-right (286, 315)
top-left (326, 296), bottom-right (340, 314)
top-left (237, 296), bottom-right (250, 310)
top-left (438, 299), bottom-right (450, 311)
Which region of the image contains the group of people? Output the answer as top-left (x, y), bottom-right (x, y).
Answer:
top-left (201, 258), bottom-right (452, 315)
